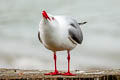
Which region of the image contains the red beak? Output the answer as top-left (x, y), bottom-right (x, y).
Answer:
top-left (42, 10), bottom-right (51, 20)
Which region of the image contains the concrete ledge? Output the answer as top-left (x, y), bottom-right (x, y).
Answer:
top-left (0, 68), bottom-right (120, 80)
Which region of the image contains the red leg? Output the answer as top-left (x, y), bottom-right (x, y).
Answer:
top-left (44, 52), bottom-right (62, 75)
top-left (63, 50), bottom-right (76, 76)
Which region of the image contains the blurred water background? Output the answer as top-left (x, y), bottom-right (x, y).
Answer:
top-left (0, 0), bottom-right (120, 70)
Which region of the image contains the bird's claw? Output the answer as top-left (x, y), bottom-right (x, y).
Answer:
top-left (62, 72), bottom-right (76, 76)
top-left (44, 71), bottom-right (62, 75)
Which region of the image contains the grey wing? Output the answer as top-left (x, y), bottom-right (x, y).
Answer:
top-left (68, 27), bottom-right (83, 44)
top-left (38, 31), bottom-right (42, 43)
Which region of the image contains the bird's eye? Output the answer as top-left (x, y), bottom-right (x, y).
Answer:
top-left (52, 17), bottom-right (55, 20)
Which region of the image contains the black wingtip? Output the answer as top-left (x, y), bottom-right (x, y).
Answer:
top-left (78, 22), bottom-right (87, 25)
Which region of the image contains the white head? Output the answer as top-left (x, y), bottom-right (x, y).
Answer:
top-left (41, 10), bottom-right (59, 27)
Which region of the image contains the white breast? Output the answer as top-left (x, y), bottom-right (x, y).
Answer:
top-left (39, 17), bottom-right (77, 52)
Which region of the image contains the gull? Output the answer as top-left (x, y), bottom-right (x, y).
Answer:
top-left (38, 10), bottom-right (87, 76)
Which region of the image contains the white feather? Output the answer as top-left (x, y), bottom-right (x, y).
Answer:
top-left (39, 14), bottom-right (77, 52)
